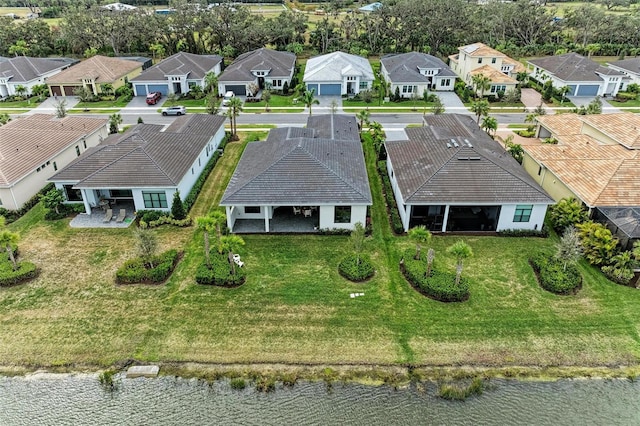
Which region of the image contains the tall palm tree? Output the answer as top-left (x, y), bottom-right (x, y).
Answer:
top-left (302, 89), bottom-right (320, 116)
top-left (204, 71), bottom-right (219, 96)
top-left (227, 97), bottom-right (243, 139)
top-left (0, 217), bottom-right (19, 271)
top-left (471, 74), bottom-right (491, 99)
top-left (221, 234), bottom-right (245, 276)
top-left (447, 241), bottom-right (473, 286)
top-left (408, 226), bottom-right (432, 260)
top-left (470, 100), bottom-right (490, 124)
top-left (209, 210), bottom-right (227, 252)
top-left (481, 116), bottom-right (498, 138)
top-left (356, 109), bottom-right (370, 129)
top-left (196, 215), bottom-right (217, 269)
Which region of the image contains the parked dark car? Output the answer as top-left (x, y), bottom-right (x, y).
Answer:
top-left (146, 91), bottom-right (162, 105)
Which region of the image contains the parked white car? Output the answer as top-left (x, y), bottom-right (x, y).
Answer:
top-left (222, 91), bottom-right (235, 106)
top-left (161, 105), bottom-right (186, 116)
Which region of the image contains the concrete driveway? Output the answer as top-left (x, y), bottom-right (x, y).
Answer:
top-left (126, 95), bottom-right (167, 108)
top-left (568, 96), bottom-right (620, 113)
top-left (521, 88), bottom-right (544, 111)
top-left (436, 92), bottom-right (466, 113)
top-left (315, 96), bottom-right (343, 113)
top-left (25, 96), bottom-right (79, 115)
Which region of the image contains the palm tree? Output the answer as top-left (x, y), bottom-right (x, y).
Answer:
top-left (263, 89), bottom-right (272, 112)
top-left (481, 116), bottom-right (498, 138)
top-left (14, 85), bottom-right (27, 99)
top-left (204, 71), bottom-right (218, 96)
top-left (471, 74), bottom-right (491, 99)
top-left (221, 234), bottom-right (245, 276)
top-left (470, 100), bottom-right (490, 124)
top-left (108, 113), bottom-right (122, 134)
top-left (447, 241), bottom-right (473, 286)
top-left (100, 83), bottom-right (114, 96)
top-left (558, 86), bottom-right (570, 104)
top-left (426, 248), bottom-right (435, 277)
top-left (209, 210), bottom-right (227, 252)
top-left (302, 89), bottom-right (320, 116)
top-left (356, 109), bottom-right (370, 129)
top-left (408, 225), bottom-right (432, 260)
top-left (432, 96), bottom-right (445, 115)
top-left (227, 97), bottom-right (243, 139)
top-left (197, 215), bottom-right (217, 269)
top-left (0, 217), bottom-right (19, 271)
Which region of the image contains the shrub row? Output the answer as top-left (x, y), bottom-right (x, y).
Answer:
top-left (195, 251), bottom-right (246, 287)
top-left (338, 254), bottom-right (375, 282)
top-left (401, 249), bottom-right (469, 302)
top-left (377, 161), bottom-right (404, 234)
top-left (184, 133), bottom-right (230, 213)
top-left (498, 228), bottom-right (548, 238)
top-left (0, 182), bottom-right (54, 223)
top-left (140, 215), bottom-right (192, 229)
top-left (530, 253), bottom-right (582, 295)
top-left (44, 203), bottom-right (85, 220)
top-left (0, 261), bottom-right (38, 287)
top-left (115, 249), bottom-right (180, 284)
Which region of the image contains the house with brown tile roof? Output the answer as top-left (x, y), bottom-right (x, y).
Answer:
top-left (523, 113), bottom-right (640, 208)
top-left (46, 55), bottom-right (143, 97)
top-left (50, 114), bottom-right (226, 215)
top-left (386, 114), bottom-right (552, 233)
top-left (448, 42), bottom-right (525, 96)
top-left (0, 114), bottom-right (108, 210)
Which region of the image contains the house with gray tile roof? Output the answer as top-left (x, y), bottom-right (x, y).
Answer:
top-left (528, 52), bottom-right (624, 97)
top-left (131, 52), bottom-right (222, 97)
top-left (607, 57), bottom-right (640, 91)
top-left (0, 56), bottom-right (78, 98)
top-left (304, 51), bottom-right (374, 96)
top-left (50, 114), bottom-right (226, 215)
top-left (380, 52), bottom-right (456, 96)
top-left (385, 114), bottom-right (553, 233)
top-left (221, 114), bottom-right (371, 233)
top-left (218, 48), bottom-right (296, 96)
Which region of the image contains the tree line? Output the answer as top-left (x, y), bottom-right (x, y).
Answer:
top-left (2, 0), bottom-right (640, 60)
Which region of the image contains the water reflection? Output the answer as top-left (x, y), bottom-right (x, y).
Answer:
top-left (1, 374), bottom-right (639, 425)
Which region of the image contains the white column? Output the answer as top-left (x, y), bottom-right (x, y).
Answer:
top-left (81, 189), bottom-right (91, 214)
top-left (264, 206), bottom-right (269, 233)
top-left (441, 205), bottom-right (450, 233)
top-left (225, 206), bottom-right (234, 232)
top-left (404, 204), bottom-right (411, 232)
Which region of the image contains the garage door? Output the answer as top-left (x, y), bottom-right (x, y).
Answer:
top-left (576, 85), bottom-right (599, 96)
top-left (63, 86), bottom-right (77, 96)
top-left (319, 83), bottom-right (341, 95)
top-left (224, 85), bottom-right (246, 96)
top-left (135, 84), bottom-right (147, 96)
top-left (148, 84), bottom-right (169, 95)
top-left (50, 86), bottom-right (62, 96)
top-left (306, 83), bottom-right (318, 94)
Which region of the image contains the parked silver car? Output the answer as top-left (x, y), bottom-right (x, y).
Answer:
top-left (161, 105), bottom-right (186, 116)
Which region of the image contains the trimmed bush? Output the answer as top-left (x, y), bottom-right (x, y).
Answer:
top-left (195, 251), bottom-right (246, 287)
top-left (498, 228), bottom-right (548, 238)
top-left (115, 249), bottom-right (180, 284)
top-left (338, 253), bottom-right (375, 282)
top-left (377, 161), bottom-right (404, 234)
top-left (44, 203), bottom-right (85, 220)
top-left (0, 261), bottom-right (38, 287)
top-left (530, 253), bottom-right (582, 295)
top-left (401, 249), bottom-right (469, 302)
top-left (141, 215), bottom-right (192, 229)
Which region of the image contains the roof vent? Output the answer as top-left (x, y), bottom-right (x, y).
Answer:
top-left (446, 143), bottom-right (452, 149)
top-left (464, 139), bottom-right (473, 148)
top-left (452, 141), bottom-right (459, 148)
top-left (457, 156), bottom-right (481, 161)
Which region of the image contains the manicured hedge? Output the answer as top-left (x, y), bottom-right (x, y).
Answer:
top-left (377, 161), bottom-right (404, 234)
top-left (498, 228), bottom-right (548, 238)
top-left (44, 203), bottom-right (85, 220)
top-left (115, 249), bottom-right (180, 284)
top-left (0, 182), bottom-right (54, 224)
top-left (0, 261), bottom-right (38, 287)
top-left (530, 253), bottom-right (582, 295)
top-left (195, 251), bottom-right (246, 287)
top-left (338, 253), bottom-right (375, 282)
top-left (401, 249), bottom-right (469, 302)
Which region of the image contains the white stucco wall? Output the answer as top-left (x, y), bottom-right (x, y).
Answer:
top-left (496, 203), bottom-right (548, 231)
top-left (386, 157), bottom-right (410, 231)
top-left (318, 204), bottom-right (367, 230)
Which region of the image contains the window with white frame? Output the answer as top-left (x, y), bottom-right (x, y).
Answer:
top-left (359, 81), bottom-right (368, 89)
top-left (490, 85), bottom-right (506, 93)
top-left (440, 79), bottom-right (451, 86)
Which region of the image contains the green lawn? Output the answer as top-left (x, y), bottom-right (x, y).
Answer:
top-left (0, 96), bottom-right (44, 108)
top-left (163, 98), bottom-right (208, 108)
top-left (75, 96), bottom-right (131, 109)
top-left (2, 133), bottom-right (640, 371)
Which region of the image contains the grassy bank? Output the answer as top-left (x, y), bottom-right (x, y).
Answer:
top-left (1, 134), bottom-right (640, 372)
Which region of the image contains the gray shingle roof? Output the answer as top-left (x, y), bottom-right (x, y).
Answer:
top-left (381, 52), bottom-right (456, 84)
top-left (529, 52), bottom-right (623, 82)
top-left (221, 114), bottom-right (371, 206)
top-left (50, 115), bottom-right (225, 188)
top-left (609, 58), bottom-right (640, 76)
top-left (385, 114), bottom-right (553, 204)
top-left (219, 48), bottom-right (295, 82)
top-left (0, 57), bottom-right (78, 83)
top-left (306, 114), bottom-right (360, 141)
top-left (131, 52), bottom-right (221, 82)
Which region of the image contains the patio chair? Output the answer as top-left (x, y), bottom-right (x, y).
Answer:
top-left (303, 209), bottom-right (312, 218)
top-left (103, 208), bottom-right (113, 223)
top-left (293, 206), bottom-right (301, 215)
top-left (232, 254), bottom-right (244, 267)
top-left (115, 209), bottom-right (126, 223)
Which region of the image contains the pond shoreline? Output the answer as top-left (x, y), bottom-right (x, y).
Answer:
top-left (2, 361), bottom-right (639, 384)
